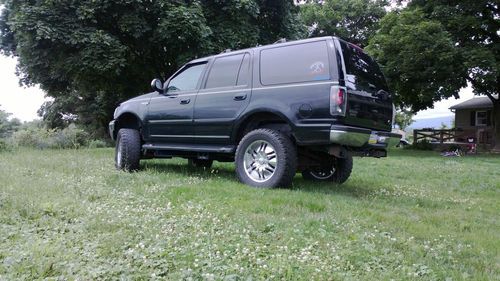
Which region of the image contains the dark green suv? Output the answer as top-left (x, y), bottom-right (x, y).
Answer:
top-left (109, 36), bottom-right (400, 188)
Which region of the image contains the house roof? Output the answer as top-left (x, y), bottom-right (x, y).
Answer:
top-left (449, 96), bottom-right (493, 110)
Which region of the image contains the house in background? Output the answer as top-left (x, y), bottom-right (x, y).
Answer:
top-left (450, 96), bottom-right (493, 147)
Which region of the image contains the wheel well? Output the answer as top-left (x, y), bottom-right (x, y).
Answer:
top-left (114, 113), bottom-right (142, 139)
top-left (235, 112), bottom-right (294, 143)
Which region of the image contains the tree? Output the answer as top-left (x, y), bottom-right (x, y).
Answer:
top-left (394, 108), bottom-right (414, 131)
top-left (367, 1), bottom-right (500, 150)
top-left (300, 0), bottom-right (388, 46)
top-left (0, 0), bottom-right (303, 137)
top-left (0, 107), bottom-right (21, 138)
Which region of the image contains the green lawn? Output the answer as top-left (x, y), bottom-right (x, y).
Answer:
top-left (0, 148), bottom-right (498, 280)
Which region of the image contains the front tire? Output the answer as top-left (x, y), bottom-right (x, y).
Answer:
top-left (301, 153), bottom-right (353, 184)
top-left (115, 128), bottom-right (141, 171)
top-left (235, 128), bottom-right (297, 188)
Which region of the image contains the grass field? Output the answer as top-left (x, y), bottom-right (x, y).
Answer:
top-left (0, 148), bottom-right (498, 280)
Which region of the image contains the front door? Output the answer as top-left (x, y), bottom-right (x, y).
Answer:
top-left (194, 53), bottom-right (252, 144)
top-left (146, 62), bottom-right (207, 144)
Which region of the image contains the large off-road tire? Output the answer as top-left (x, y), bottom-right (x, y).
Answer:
top-left (235, 128), bottom-right (297, 188)
top-left (302, 153), bottom-right (353, 184)
top-left (188, 159), bottom-right (213, 169)
top-left (115, 128), bottom-right (141, 171)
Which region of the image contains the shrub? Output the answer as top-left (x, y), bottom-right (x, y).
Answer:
top-left (53, 124), bottom-right (88, 149)
top-left (0, 138), bottom-right (9, 152)
top-left (88, 139), bottom-right (108, 148)
top-left (11, 127), bottom-right (55, 149)
top-left (10, 124), bottom-right (89, 149)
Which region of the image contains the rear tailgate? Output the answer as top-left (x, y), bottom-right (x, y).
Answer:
top-left (337, 40), bottom-right (393, 132)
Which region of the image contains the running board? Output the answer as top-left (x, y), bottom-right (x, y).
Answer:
top-left (142, 143), bottom-right (236, 154)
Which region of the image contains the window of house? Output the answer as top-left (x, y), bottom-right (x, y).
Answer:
top-left (476, 111), bottom-right (488, 126)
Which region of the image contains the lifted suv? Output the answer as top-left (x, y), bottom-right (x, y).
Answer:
top-left (109, 36), bottom-right (400, 188)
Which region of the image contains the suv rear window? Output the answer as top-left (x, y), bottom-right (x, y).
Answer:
top-left (260, 41), bottom-right (330, 85)
top-left (339, 41), bottom-right (388, 91)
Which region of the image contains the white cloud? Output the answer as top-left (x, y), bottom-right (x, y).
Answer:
top-left (0, 55), bottom-right (49, 121)
top-left (413, 85), bottom-right (475, 120)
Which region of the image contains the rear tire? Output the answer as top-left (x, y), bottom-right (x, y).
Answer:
top-left (235, 128), bottom-right (297, 188)
top-left (188, 159), bottom-right (213, 169)
top-left (115, 128), bottom-right (141, 171)
top-left (302, 153), bottom-right (353, 184)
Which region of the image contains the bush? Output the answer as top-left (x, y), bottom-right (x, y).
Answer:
top-left (88, 139), bottom-right (108, 148)
top-left (11, 127), bottom-right (55, 149)
top-left (53, 124), bottom-right (88, 149)
top-left (10, 124), bottom-right (90, 149)
top-left (0, 138), bottom-right (9, 152)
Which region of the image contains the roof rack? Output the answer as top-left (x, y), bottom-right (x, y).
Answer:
top-left (274, 38), bottom-right (287, 44)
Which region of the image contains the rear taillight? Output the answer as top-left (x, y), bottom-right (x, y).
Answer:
top-left (330, 86), bottom-right (347, 116)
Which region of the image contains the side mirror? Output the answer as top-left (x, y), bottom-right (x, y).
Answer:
top-left (151, 79), bottom-right (164, 94)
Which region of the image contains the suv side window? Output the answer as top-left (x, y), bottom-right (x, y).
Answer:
top-left (260, 41), bottom-right (330, 85)
top-left (205, 54), bottom-right (245, 89)
top-left (168, 63), bottom-right (207, 92)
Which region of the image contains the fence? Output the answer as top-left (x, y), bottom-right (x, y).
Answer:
top-left (413, 128), bottom-right (463, 143)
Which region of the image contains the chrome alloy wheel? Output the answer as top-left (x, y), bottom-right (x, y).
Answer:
top-left (309, 168), bottom-right (335, 180)
top-left (243, 140), bottom-right (277, 183)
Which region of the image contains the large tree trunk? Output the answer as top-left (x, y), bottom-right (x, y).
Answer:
top-left (492, 100), bottom-right (500, 152)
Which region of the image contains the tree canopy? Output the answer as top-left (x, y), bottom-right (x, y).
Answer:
top-left (0, 0), bottom-right (303, 136)
top-left (365, 9), bottom-right (467, 111)
top-left (300, 0), bottom-right (388, 47)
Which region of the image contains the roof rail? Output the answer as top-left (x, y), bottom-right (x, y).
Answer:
top-left (220, 48), bottom-right (232, 54)
top-left (274, 38), bottom-right (287, 44)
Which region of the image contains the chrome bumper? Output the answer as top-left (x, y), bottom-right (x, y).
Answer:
top-left (330, 125), bottom-right (401, 148)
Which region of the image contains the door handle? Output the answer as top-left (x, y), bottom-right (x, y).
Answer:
top-left (233, 94), bottom-right (247, 101)
top-left (180, 98), bottom-right (191, 104)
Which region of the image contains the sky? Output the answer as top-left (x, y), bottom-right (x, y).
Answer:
top-left (0, 55), bottom-right (475, 122)
top-left (0, 55), bottom-right (49, 121)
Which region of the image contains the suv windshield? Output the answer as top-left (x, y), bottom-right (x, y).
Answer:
top-left (339, 41), bottom-right (388, 92)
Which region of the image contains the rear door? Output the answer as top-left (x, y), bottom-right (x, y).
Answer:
top-left (336, 39), bottom-right (393, 131)
top-left (193, 53), bottom-right (252, 144)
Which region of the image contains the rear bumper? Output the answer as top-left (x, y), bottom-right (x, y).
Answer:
top-left (330, 125), bottom-right (401, 148)
top-left (108, 120), bottom-right (115, 141)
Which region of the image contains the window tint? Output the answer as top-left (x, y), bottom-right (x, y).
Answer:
top-left (168, 63), bottom-right (206, 92)
top-left (339, 41), bottom-right (388, 91)
top-left (260, 41), bottom-right (330, 85)
top-left (206, 54), bottom-right (244, 89)
top-left (236, 54), bottom-right (251, 86)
